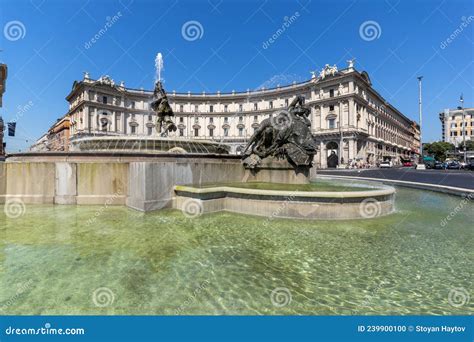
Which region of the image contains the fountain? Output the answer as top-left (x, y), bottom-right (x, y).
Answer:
top-left (3, 54), bottom-right (395, 217)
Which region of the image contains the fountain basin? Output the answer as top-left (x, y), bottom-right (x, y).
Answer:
top-left (69, 135), bottom-right (230, 154)
top-left (173, 180), bottom-right (396, 220)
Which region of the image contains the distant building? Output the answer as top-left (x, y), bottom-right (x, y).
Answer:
top-left (30, 116), bottom-right (71, 152)
top-left (0, 63), bottom-right (7, 158)
top-left (29, 133), bottom-right (48, 152)
top-left (410, 121), bottom-right (421, 157)
top-left (47, 116), bottom-right (71, 151)
top-left (439, 107), bottom-right (474, 146)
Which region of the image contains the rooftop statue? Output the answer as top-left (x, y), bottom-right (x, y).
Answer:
top-left (150, 81), bottom-right (177, 136)
top-left (242, 95), bottom-right (317, 170)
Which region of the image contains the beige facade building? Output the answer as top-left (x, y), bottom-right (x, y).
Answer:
top-left (64, 62), bottom-right (417, 167)
top-left (439, 107), bottom-right (474, 146)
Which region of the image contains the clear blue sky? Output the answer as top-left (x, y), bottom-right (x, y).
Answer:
top-left (1, 0), bottom-right (473, 152)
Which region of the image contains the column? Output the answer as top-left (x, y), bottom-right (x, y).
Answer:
top-left (320, 141), bottom-right (326, 168)
top-left (93, 107), bottom-right (98, 132)
top-left (348, 139), bottom-right (355, 161)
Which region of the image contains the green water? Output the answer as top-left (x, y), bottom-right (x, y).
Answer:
top-left (196, 180), bottom-right (373, 192)
top-left (0, 188), bottom-right (472, 315)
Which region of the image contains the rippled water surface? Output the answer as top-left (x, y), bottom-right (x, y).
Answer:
top-left (0, 187), bottom-right (472, 315)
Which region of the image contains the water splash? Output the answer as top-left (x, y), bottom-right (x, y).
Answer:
top-left (155, 52), bottom-right (163, 82)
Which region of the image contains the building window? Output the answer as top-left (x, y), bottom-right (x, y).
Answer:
top-left (180, 104), bottom-right (184, 112)
top-left (329, 105), bottom-right (335, 112)
top-left (209, 105), bottom-right (213, 113)
top-left (210, 117), bottom-right (214, 123)
top-left (101, 121), bottom-right (107, 132)
top-left (254, 115), bottom-right (258, 121)
top-left (147, 126), bottom-right (152, 135)
top-left (239, 116), bottom-right (243, 122)
top-left (194, 117), bottom-right (199, 123)
top-left (329, 89), bottom-right (334, 98)
top-left (195, 105), bottom-right (199, 112)
top-left (148, 115), bottom-right (153, 121)
top-left (224, 128), bottom-right (229, 136)
top-left (179, 128), bottom-right (184, 136)
top-left (238, 127), bottom-right (244, 136)
top-left (194, 128), bottom-right (199, 137)
top-left (328, 118), bottom-right (336, 129)
top-left (254, 103), bottom-right (258, 111)
top-left (179, 117), bottom-right (184, 123)
top-left (131, 125), bottom-right (136, 134)
top-left (224, 117), bottom-right (228, 123)
top-left (239, 104), bottom-right (243, 112)
top-left (131, 101), bottom-right (135, 109)
top-left (209, 128), bottom-right (214, 137)
top-left (224, 104), bottom-right (228, 112)
top-left (269, 101), bottom-right (273, 109)
top-left (102, 96), bottom-right (108, 104)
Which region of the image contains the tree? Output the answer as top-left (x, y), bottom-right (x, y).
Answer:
top-left (424, 141), bottom-right (455, 161)
top-left (464, 140), bottom-right (474, 151)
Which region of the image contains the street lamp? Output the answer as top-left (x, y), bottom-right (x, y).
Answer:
top-left (416, 76), bottom-right (425, 169)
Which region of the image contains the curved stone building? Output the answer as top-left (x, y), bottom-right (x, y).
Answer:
top-left (64, 62), bottom-right (417, 168)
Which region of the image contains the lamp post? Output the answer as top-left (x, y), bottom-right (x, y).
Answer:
top-left (416, 76), bottom-right (425, 169)
top-left (460, 94), bottom-right (466, 164)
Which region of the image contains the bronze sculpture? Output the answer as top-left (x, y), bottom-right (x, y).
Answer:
top-left (242, 95), bottom-right (317, 170)
top-left (150, 81), bottom-right (177, 136)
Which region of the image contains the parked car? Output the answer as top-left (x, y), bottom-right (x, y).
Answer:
top-left (380, 161), bottom-right (392, 168)
top-left (403, 161), bottom-right (413, 167)
top-left (434, 161), bottom-right (446, 169)
top-left (468, 160), bottom-right (474, 170)
top-left (459, 161), bottom-right (468, 169)
top-left (446, 161), bottom-right (461, 169)
top-left (423, 157), bottom-right (436, 169)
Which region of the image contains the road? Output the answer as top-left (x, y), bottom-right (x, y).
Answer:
top-left (318, 167), bottom-right (474, 190)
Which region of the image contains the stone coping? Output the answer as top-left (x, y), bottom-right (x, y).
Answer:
top-left (317, 175), bottom-right (474, 198)
top-left (174, 184), bottom-right (395, 199)
top-left (6, 151), bottom-right (242, 162)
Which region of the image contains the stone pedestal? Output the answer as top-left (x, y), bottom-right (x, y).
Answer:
top-left (242, 158), bottom-right (311, 184)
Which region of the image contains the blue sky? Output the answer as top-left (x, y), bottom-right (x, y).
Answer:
top-left (0, 0), bottom-right (473, 152)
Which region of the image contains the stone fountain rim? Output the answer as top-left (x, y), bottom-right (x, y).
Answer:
top-left (174, 184), bottom-right (395, 199)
